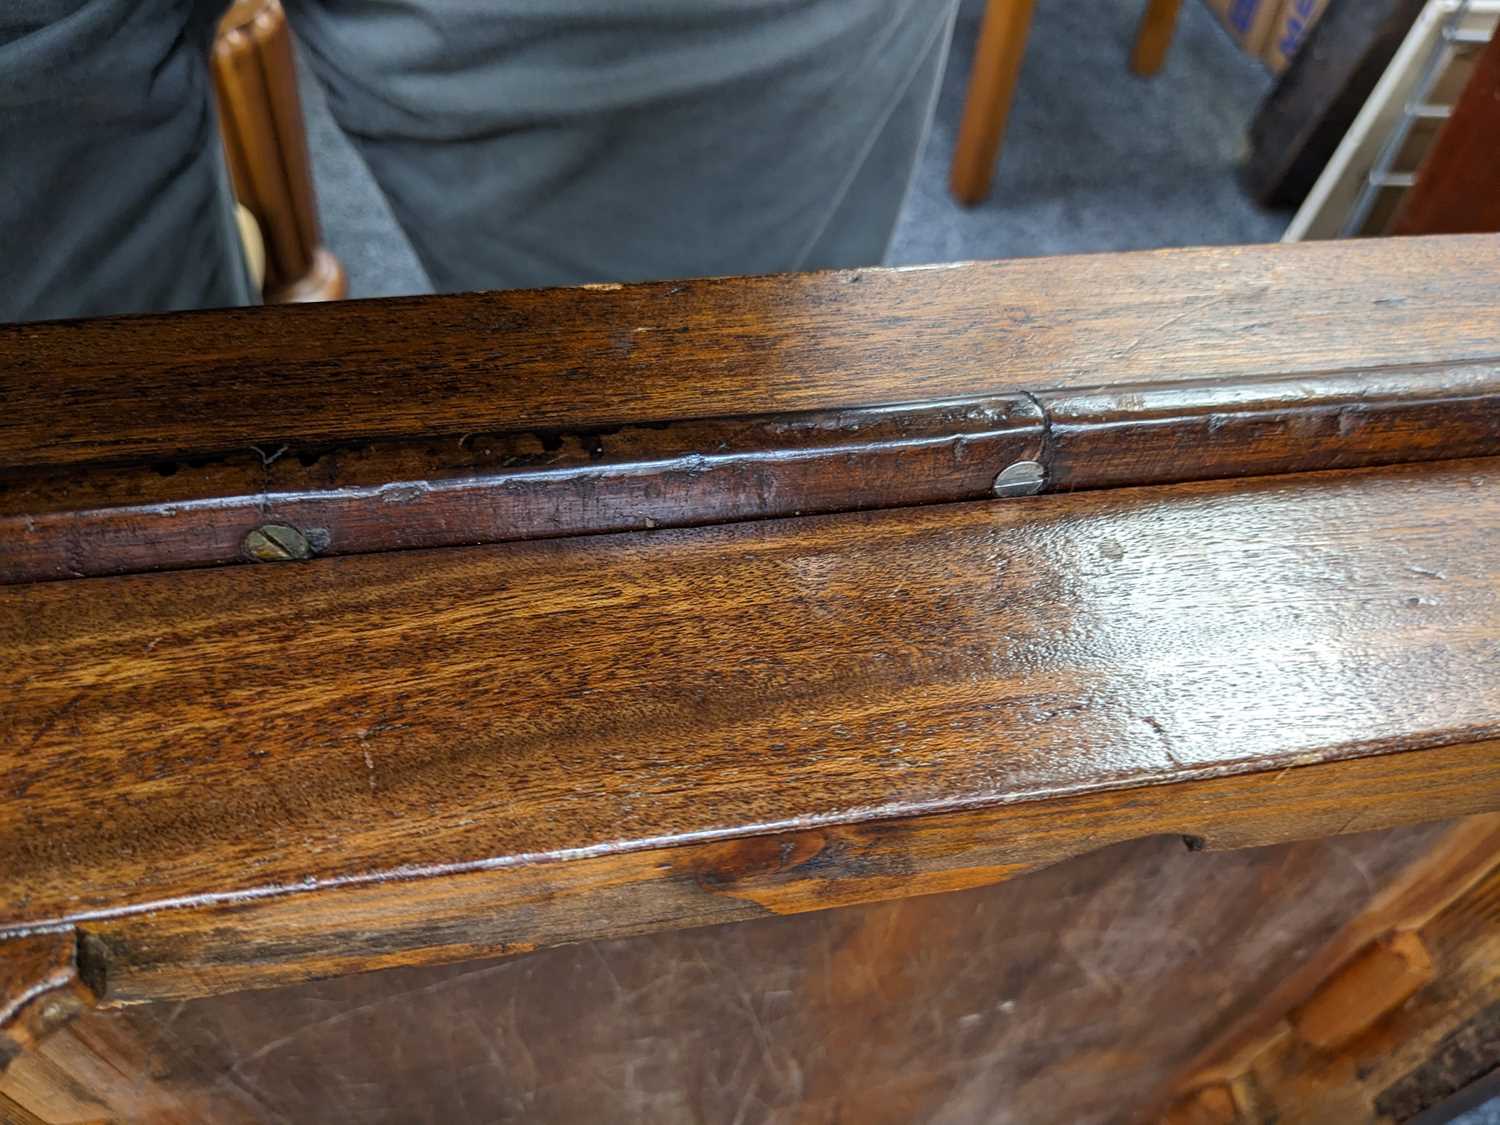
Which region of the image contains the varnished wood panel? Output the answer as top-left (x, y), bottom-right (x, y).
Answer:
top-left (4, 459), bottom-right (1500, 1000)
top-left (79, 741), bottom-right (1500, 1004)
top-left (7, 458), bottom-right (1496, 925)
top-left (4, 236), bottom-right (1499, 471)
top-left (3, 825), bottom-right (1452, 1124)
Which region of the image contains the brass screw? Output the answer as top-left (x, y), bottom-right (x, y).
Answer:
top-left (243, 524), bottom-right (312, 562)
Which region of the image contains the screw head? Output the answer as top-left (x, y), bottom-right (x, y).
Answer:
top-left (993, 460), bottom-right (1045, 498)
top-left (243, 524), bottom-right (312, 562)
top-left (38, 999), bottom-right (72, 1026)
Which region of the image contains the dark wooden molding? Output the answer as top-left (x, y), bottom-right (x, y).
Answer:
top-left (7, 360), bottom-right (1500, 583)
top-left (1037, 362), bottom-right (1500, 490)
top-left (0, 932), bottom-right (98, 1069)
top-left (0, 395), bottom-right (1047, 583)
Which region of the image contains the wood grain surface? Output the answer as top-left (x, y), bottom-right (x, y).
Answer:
top-left (79, 742), bottom-right (1500, 1005)
top-left (4, 235), bottom-right (1499, 471)
top-left (5, 458), bottom-right (1500, 999)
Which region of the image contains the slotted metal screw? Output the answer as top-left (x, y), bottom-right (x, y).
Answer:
top-left (243, 524), bottom-right (312, 562)
top-left (993, 460), bottom-right (1045, 498)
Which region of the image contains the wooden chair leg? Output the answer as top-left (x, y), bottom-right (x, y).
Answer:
top-left (949, 0), bottom-right (1037, 206)
top-left (213, 0), bottom-right (346, 303)
top-left (1130, 0), bottom-right (1184, 76)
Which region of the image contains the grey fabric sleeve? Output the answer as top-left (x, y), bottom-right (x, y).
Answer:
top-left (287, 0), bottom-right (958, 292)
top-left (0, 0), bottom-right (252, 323)
top-left (2, 0), bottom-right (955, 320)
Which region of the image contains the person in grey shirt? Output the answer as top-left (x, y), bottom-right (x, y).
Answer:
top-left (1, 0), bottom-right (958, 323)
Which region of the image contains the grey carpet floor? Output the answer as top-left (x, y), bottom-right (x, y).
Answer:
top-left (297, 0), bottom-right (1292, 300)
top-left (888, 0), bottom-right (1289, 264)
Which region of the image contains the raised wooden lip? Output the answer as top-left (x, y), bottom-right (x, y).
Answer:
top-left (3, 725), bottom-right (1489, 941)
top-left (5, 359), bottom-right (1499, 582)
top-left (6, 236), bottom-right (1500, 471)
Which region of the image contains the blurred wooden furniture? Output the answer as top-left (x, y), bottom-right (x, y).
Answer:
top-left (1390, 17), bottom-right (1500, 234)
top-left (1247, 0), bottom-right (1428, 207)
top-left (2, 234), bottom-right (1500, 1121)
top-left (1283, 1), bottom-right (1498, 239)
top-left (950, 0), bottom-right (1184, 204)
top-left (949, 0), bottom-right (1037, 205)
top-left (212, 0), bottom-right (345, 302)
top-left (1160, 816), bottom-right (1500, 1123)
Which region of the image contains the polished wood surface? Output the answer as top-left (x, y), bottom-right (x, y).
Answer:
top-left (213, 0), bottom-right (346, 303)
top-left (4, 236), bottom-right (1500, 1115)
top-left (70, 742), bottom-right (1500, 1006)
top-left (5, 458), bottom-right (1500, 1000)
top-left (1391, 24), bottom-right (1500, 236)
top-left (9, 236), bottom-right (1496, 473)
top-left (9, 457), bottom-right (1497, 920)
